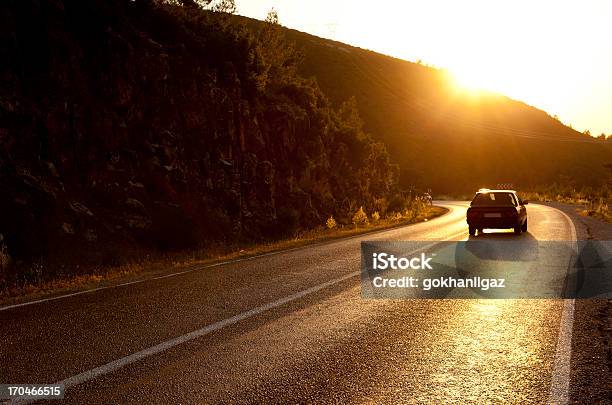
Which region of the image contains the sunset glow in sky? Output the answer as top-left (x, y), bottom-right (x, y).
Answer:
top-left (237, 0), bottom-right (612, 136)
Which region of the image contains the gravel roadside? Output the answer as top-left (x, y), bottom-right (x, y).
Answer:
top-left (540, 202), bottom-right (612, 403)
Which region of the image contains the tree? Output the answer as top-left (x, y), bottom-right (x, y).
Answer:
top-left (177, 0), bottom-right (207, 8)
top-left (265, 8), bottom-right (279, 25)
top-left (352, 206), bottom-right (369, 225)
top-left (338, 97), bottom-right (363, 131)
top-left (605, 163), bottom-right (612, 187)
top-left (211, 0), bottom-right (236, 14)
top-left (176, 0), bottom-right (236, 14)
top-left (253, 8), bottom-right (301, 92)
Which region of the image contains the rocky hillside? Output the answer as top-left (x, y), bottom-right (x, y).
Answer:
top-left (0, 0), bottom-right (400, 274)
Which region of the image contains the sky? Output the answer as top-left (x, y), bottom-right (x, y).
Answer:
top-left (237, 0), bottom-right (612, 136)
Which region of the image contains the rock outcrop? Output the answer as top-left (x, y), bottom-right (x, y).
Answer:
top-left (0, 0), bottom-right (399, 273)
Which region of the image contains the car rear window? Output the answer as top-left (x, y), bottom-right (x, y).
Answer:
top-left (471, 192), bottom-right (516, 206)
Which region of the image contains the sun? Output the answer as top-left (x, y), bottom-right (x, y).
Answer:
top-left (447, 65), bottom-right (501, 94)
top-left (450, 69), bottom-right (487, 92)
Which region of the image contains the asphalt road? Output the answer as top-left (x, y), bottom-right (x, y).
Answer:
top-left (0, 202), bottom-right (604, 404)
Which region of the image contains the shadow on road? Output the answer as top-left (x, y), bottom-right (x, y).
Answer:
top-left (463, 231), bottom-right (539, 262)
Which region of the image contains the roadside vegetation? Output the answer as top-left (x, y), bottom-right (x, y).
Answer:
top-left (521, 163), bottom-right (612, 222)
top-left (523, 185), bottom-right (611, 223)
top-left (0, 201), bottom-right (445, 303)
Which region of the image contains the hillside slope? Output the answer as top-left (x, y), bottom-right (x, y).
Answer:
top-left (0, 0), bottom-right (400, 273)
top-left (280, 27), bottom-right (612, 193)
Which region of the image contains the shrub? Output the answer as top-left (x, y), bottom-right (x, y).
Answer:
top-left (0, 234), bottom-right (10, 275)
top-left (373, 198), bottom-right (388, 216)
top-left (326, 216), bottom-right (337, 230)
top-left (388, 212), bottom-right (403, 221)
top-left (277, 207), bottom-right (301, 237)
top-left (372, 211), bottom-right (380, 222)
top-left (388, 194), bottom-right (406, 213)
top-left (352, 206), bottom-right (369, 226)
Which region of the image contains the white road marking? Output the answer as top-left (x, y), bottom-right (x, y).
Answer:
top-left (9, 274), bottom-right (361, 404)
top-left (9, 230), bottom-right (466, 404)
top-left (53, 271), bottom-right (359, 391)
top-left (0, 251), bottom-right (283, 312)
top-left (0, 206), bottom-right (456, 313)
top-left (547, 207), bottom-right (578, 405)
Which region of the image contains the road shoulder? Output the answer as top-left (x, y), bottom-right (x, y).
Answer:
top-left (541, 202), bottom-right (612, 403)
top-left (0, 206), bottom-right (449, 309)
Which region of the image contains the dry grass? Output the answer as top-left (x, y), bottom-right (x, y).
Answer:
top-left (1, 267), bottom-right (141, 300)
top-left (576, 198), bottom-right (612, 222)
top-left (523, 190), bottom-right (611, 223)
top-left (0, 205), bottom-right (447, 306)
top-left (435, 193), bottom-right (473, 201)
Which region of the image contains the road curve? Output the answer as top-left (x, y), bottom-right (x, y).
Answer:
top-left (0, 202), bottom-right (585, 404)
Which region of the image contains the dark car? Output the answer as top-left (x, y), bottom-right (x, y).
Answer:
top-left (466, 189), bottom-right (528, 236)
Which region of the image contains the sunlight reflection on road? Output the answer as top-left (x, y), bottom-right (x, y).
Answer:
top-left (410, 299), bottom-right (560, 404)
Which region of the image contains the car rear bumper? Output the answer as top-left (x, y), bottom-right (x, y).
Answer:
top-left (467, 219), bottom-right (521, 229)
